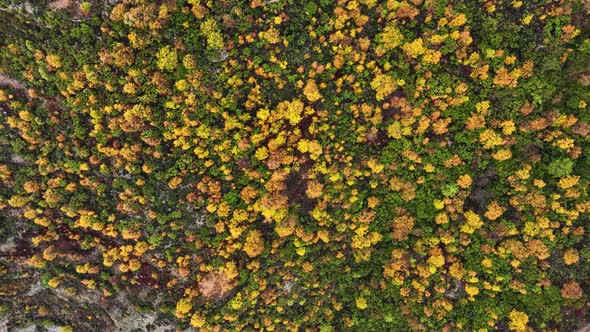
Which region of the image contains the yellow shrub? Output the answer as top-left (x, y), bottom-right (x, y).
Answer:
top-left (303, 80), bottom-right (322, 102)
top-left (508, 310), bottom-right (529, 332)
top-left (356, 297), bottom-right (368, 310)
top-left (563, 249), bottom-right (579, 265)
top-left (191, 313), bottom-right (206, 328)
top-left (380, 25), bottom-right (404, 51)
top-left (492, 149), bottom-right (512, 161)
top-left (175, 298), bottom-right (193, 318)
top-left (371, 73), bottom-right (397, 101)
top-left (46, 54), bottom-right (62, 69)
top-left (558, 176), bottom-right (579, 189)
top-left (402, 38), bottom-right (426, 58)
top-left (243, 230), bottom-right (264, 257)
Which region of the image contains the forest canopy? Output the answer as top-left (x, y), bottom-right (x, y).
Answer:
top-left (1, 0), bottom-right (590, 331)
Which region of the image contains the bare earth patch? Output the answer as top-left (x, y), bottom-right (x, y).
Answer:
top-left (48, 0), bottom-right (71, 10)
top-left (0, 74), bottom-right (25, 91)
top-left (198, 271), bottom-right (234, 301)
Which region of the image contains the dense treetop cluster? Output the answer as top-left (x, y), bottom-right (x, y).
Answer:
top-left (1, 0), bottom-right (590, 330)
